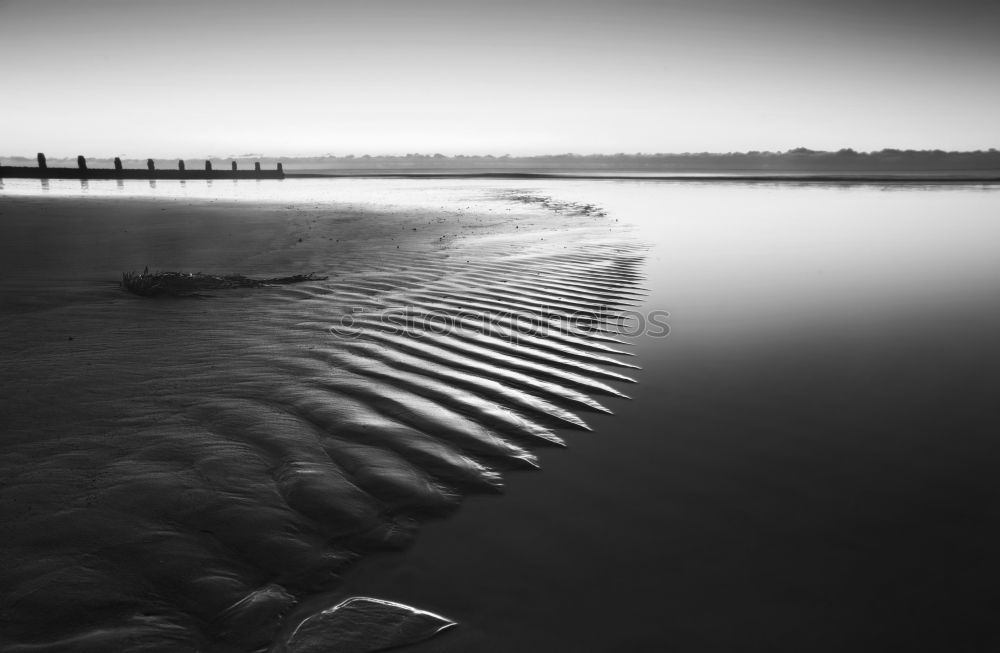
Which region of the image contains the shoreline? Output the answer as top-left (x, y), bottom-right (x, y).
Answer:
top-left (5, 167), bottom-right (999, 184)
top-left (284, 171), bottom-right (1000, 183)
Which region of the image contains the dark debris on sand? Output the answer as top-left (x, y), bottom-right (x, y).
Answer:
top-left (121, 266), bottom-right (328, 297)
top-left (502, 192), bottom-right (608, 217)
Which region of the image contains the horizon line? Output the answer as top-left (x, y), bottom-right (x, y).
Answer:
top-left (4, 147), bottom-right (1000, 161)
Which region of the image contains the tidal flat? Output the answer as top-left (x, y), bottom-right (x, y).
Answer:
top-left (0, 179), bottom-right (643, 652)
top-left (2, 178), bottom-right (1000, 652)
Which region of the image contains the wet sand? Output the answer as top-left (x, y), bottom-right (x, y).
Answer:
top-left (0, 187), bottom-right (642, 651)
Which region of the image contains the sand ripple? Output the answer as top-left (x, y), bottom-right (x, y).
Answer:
top-left (0, 196), bottom-right (645, 651)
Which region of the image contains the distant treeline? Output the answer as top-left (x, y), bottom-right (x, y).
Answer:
top-left (273, 149), bottom-right (1000, 173)
top-left (4, 149), bottom-right (1000, 173)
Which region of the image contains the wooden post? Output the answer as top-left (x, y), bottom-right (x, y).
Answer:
top-left (254, 162), bottom-right (261, 172)
top-left (77, 155), bottom-right (87, 170)
top-left (147, 158), bottom-right (155, 171)
top-left (178, 160), bottom-right (185, 172)
top-left (205, 160), bottom-right (212, 171)
top-left (37, 153), bottom-right (47, 169)
top-left (231, 161), bottom-right (237, 171)
top-left (114, 157), bottom-right (123, 170)
top-left (277, 162), bottom-right (284, 174)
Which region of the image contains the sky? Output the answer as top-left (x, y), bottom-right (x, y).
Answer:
top-left (1, 0), bottom-right (998, 157)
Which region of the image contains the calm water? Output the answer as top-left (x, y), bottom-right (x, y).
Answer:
top-left (3, 178), bottom-right (1000, 651)
top-left (324, 180), bottom-right (1000, 652)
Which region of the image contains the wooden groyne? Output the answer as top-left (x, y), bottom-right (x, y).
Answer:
top-left (0, 153), bottom-right (284, 180)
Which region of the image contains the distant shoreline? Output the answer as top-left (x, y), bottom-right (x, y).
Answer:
top-left (6, 149), bottom-right (1000, 180)
top-left (4, 166), bottom-right (998, 185)
top-left (284, 171), bottom-right (1000, 183)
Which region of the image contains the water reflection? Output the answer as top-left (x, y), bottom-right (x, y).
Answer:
top-left (534, 180), bottom-right (1000, 352)
top-left (1, 175), bottom-right (995, 207)
top-left (148, 179), bottom-right (157, 189)
top-left (116, 178), bottom-right (124, 191)
top-left (79, 179), bottom-right (89, 191)
top-left (308, 180), bottom-right (1000, 653)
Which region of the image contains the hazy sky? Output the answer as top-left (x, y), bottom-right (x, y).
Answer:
top-left (2, 0), bottom-right (998, 157)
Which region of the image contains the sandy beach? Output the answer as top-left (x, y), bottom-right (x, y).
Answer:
top-left (3, 178), bottom-right (1000, 652)
top-left (0, 181), bottom-right (643, 652)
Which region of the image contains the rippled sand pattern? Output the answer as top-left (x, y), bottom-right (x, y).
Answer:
top-left (0, 191), bottom-right (644, 651)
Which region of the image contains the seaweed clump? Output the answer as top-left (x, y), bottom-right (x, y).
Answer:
top-left (121, 267), bottom-right (328, 297)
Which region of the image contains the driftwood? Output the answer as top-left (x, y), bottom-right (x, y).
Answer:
top-left (121, 267), bottom-right (328, 297)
